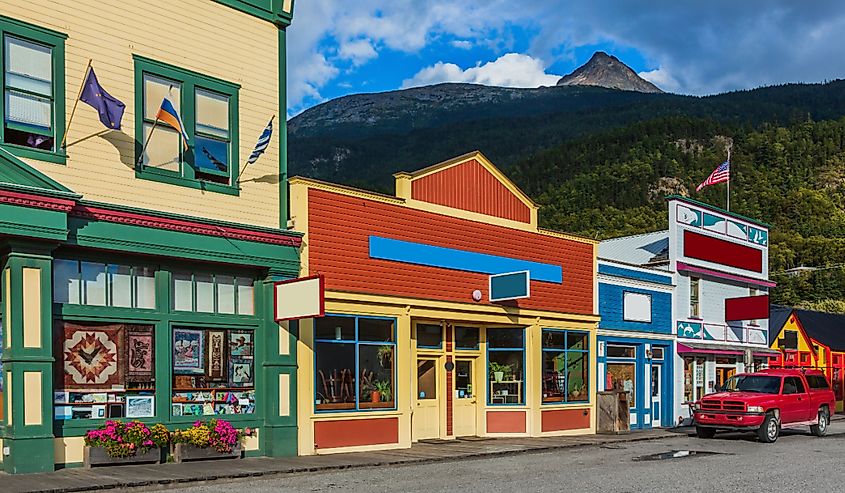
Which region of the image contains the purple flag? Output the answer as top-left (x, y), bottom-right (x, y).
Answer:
top-left (80, 67), bottom-right (125, 130)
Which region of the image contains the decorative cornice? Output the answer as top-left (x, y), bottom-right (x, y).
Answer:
top-left (0, 188), bottom-right (76, 212)
top-left (70, 204), bottom-right (302, 248)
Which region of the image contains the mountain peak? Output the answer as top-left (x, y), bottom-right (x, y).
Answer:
top-left (557, 51), bottom-right (663, 93)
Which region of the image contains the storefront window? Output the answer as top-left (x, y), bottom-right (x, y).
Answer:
top-left (54, 322), bottom-right (156, 420)
top-left (689, 277), bottom-right (700, 318)
top-left (542, 330), bottom-right (589, 403)
top-left (315, 315), bottom-right (396, 412)
top-left (606, 363), bottom-right (636, 407)
top-left (455, 326), bottom-right (480, 350)
top-left (417, 324), bottom-right (442, 349)
top-left (171, 272), bottom-right (255, 315)
top-left (488, 328), bottom-right (524, 405)
top-left (171, 327), bottom-right (255, 416)
top-left (54, 259), bottom-right (156, 309)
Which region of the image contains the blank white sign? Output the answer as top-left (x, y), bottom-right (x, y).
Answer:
top-left (274, 275), bottom-right (324, 321)
top-left (623, 291), bottom-right (652, 323)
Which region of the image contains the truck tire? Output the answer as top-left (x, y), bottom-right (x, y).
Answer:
top-left (810, 407), bottom-right (829, 437)
top-left (696, 426), bottom-right (716, 439)
top-left (758, 412), bottom-right (779, 443)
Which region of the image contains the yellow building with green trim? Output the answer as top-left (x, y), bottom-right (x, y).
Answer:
top-left (0, 0), bottom-right (299, 473)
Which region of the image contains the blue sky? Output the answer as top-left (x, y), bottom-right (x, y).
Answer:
top-left (286, 1), bottom-right (845, 116)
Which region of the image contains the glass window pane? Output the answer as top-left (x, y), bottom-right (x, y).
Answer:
top-left (53, 259), bottom-right (79, 304)
top-left (195, 274), bottom-right (214, 313)
top-left (135, 267), bottom-right (156, 309)
top-left (542, 330), bottom-right (565, 350)
top-left (359, 318), bottom-right (393, 342)
top-left (455, 360), bottom-right (473, 398)
top-left (108, 264), bottom-right (132, 308)
top-left (216, 275), bottom-right (235, 314)
top-left (607, 363), bottom-right (636, 407)
top-left (417, 359), bottom-right (437, 400)
top-left (455, 327), bottom-right (479, 350)
top-left (542, 351), bottom-right (566, 403)
top-left (141, 123), bottom-right (180, 171)
top-left (236, 278), bottom-right (254, 315)
top-left (315, 342), bottom-right (355, 410)
top-left (567, 351), bottom-right (588, 401)
top-left (567, 332), bottom-right (588, 351)
top-left (80, 262), bottom-right (106, 306)
top-left (359, 345), bottom-right (394, 409)
top-left (195, 89), bottom-right (229, 136)
top-left (195, 134), bottom-right (229, 174)
top-left (489, 350), bottom-right (523, 404)
top-left (143, 74), bottom-right (180, 120)
top-left (172, 272), bottom-right (193, 311)
top-left (606, 345), bottom-right (636, 359)
top-left (416, 324), bottom-right (442, 348)
top-left (651, 347), bottom-right (664, 360)
top-left (315, 316), bottom-right (355, 341)
top-left (487, 328), bottom-right (524, 349)
top-left (5, 36), bottom-right (52, 93)
top-left (5, 89), bottom-right (51, 129)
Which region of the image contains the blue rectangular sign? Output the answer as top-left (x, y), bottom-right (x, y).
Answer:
top-left (489, 271), bottom-right (530, 302)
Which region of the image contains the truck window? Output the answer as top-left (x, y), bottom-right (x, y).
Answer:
top-left (783, 377), bottom-right (805, 394)
top-left (806, 375), bottom-right (830, 390)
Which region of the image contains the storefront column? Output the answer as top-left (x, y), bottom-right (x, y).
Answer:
top-left (1, 242), bottom-right (55, 474)
top-left (259, 275), bottom-right (299, 457)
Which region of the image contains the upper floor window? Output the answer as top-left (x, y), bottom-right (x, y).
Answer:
top-left (689, 277), bottom-right (700, 318)
top-left (54, 259), bottom-right (155, 309)
top-left (0, 17), bottom-right (66, 163)
top-left (172, 272), bottom-right (255, 316)
top-left (749, 287), bottom-right (759, 325)
top-left (134, 56), bottom-right (239, 195)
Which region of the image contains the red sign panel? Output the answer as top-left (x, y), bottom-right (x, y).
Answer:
top-left (725, 295), bottom-right (770, 321)
top-left (683, 230), bottom-right (763, 273)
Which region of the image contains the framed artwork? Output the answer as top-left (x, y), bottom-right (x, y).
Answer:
top-left (125, 395), bottom-right (155, 418)
top-left (173, 329), bottom-right (204, 375)
top-left (172, 403), bottom-right (183, 416)
top-left (208, 331), bottom-right (226, 380)
top-left (107, 404), bottom-right (124, 418)
top-left (55, 406), bottom-right (73, 420)
top-left (229, 331), bottom-right (253, 358)
top-left (93, 405), bottom-right (107, 419)
top-left (229, 358), bottom-right (253, 387)
top-left (54, 391), bottom-right (70, 403)
top-left (127, 326), bottom-right (155, 382)
top-left (61, 323), bottom-right (124, 389)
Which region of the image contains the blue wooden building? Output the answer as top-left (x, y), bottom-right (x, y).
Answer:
top-left (596, 259), bottom-right (674, 429)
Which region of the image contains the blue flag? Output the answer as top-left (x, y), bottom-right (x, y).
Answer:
top-left (80, 67), bottom-right (126, 130)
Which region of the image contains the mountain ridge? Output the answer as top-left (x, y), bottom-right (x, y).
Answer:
top-left (557, 51), bottom-right (663, 93)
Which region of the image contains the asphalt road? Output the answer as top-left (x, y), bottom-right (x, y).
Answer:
top-left (163, 422), bottom-right (845, 493)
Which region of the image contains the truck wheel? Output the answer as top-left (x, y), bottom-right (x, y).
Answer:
top-left (758, 412), bottom-right (779, 443)
top-left (810, 408), bottom-right (829, 437)
top-left (696, 426), bottom-right (716, 439)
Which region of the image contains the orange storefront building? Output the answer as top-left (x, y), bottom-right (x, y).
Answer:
top-left (289, 152), bottom-right (600, 454)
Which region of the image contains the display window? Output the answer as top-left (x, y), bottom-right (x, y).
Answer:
top-left (541, 329), bottom-right (589, 403)
top-left (314, 315), bottom-right (396, 412)
top-left (606, 363), bottom-right (636, 407)
top-left (487, 328), bottom-right (525, 405)
top-left (170, 327), bottom-right (255, 416)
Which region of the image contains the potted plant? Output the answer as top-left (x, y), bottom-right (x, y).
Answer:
top-left (171, 419), bottom-right (254, 463)
top-left (83, 420), bottom-right (169, 468)
top-left (570, 384), bottom-right (586, 400)
top-left (489, 362), bottom-right (511, 383)
top-left (377, 345), bottom-right (393, 368)
top-left (372, 380), bottom-right (392, 403)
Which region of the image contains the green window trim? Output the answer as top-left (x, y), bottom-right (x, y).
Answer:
top-left (0, 15), bottom-right (67, 165)
top-left (133, 55), bottom-right (241, 195)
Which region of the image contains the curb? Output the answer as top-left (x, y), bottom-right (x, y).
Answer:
top-left (26, 432), bottom-right (677, 493)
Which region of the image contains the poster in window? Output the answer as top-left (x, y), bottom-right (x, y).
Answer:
top-left (229, 358), bottom-right (253, 387)
top-left (126, 326), bottom-right (154, 382)
top-left (208, 331), bottom-right (226, 380)
top-left (125, 395), bottom-right (155, 418)
top-left (61, 323), bottom-right (124, 389)
top-left (173, 329), bottom-right (204, 374)
top-left (228, 331), bottom-right (253, 358)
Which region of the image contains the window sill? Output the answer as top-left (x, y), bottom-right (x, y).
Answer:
top-left (313, 407), bottom-right (401, 417)
top-left (136, 167), bottom-right (239, 196)
top-left (1, 143), bottom-right (67, 165)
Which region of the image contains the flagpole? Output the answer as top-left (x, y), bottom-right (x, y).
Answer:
top-left (236, 115), bottom-right (275, 183)
top-left (726, 146), bottom-right (732, 212)
top-left (60, 59), bottom-right (93, 149)
top-left (137, 89), bottom-right (173, 167)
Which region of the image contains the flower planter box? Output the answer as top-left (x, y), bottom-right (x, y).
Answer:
top-left (83, 446), bottom-right (162, 468)
top-left (173, 443), bottom-right (243, 464)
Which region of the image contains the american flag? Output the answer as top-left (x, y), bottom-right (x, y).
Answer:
top-left (696, 160), bottom-right (730, 191)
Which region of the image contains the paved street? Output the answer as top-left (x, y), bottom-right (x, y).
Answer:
top-left (163, 422), bottom-right (845, 493)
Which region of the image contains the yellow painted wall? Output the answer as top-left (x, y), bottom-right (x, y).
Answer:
top-left (4, 1), bottom-right (281, 228)
top-left (54, 437), bottom-right (85, 465)
top-left (769, 316), bottom-right (827, 368)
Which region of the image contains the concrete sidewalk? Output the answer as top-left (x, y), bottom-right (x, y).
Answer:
top-left (1, 428), bottom-right (679, 493)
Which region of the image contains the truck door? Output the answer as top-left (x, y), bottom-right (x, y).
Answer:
top-left (782, 377), bottom-right (811, 423)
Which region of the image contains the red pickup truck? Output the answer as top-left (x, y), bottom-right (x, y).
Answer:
top-left (693, 369), bottom-right (834, 443)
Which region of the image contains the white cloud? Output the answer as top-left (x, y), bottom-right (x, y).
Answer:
top-left (450, 40), bottom-right (473, 50)
top-left (401, 53), bottom-right (561, 89)
top-left (338, 39), bottom-right (378, 66)
top-left (638, 68), bottom-right (681, 93)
